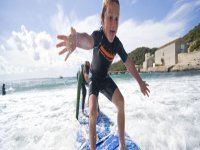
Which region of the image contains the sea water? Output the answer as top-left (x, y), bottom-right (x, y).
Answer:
top-left (0, 71), bottom-right (200, 150)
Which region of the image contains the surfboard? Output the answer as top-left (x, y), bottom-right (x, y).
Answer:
top-left (76, 109), bottom-right (140, 150)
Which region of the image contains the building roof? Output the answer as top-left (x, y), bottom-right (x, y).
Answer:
top-left (157, 38), bottom-right (181, 51)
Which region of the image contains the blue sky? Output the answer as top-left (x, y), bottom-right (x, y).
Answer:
top-left (0, 0), bottom-right (200, 80)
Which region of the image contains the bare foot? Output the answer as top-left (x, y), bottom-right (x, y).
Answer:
top-left (119, 144), bottom-right (127, 150)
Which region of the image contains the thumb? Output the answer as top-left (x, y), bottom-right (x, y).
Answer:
top-left (71, 27), bottom-right (76, 35)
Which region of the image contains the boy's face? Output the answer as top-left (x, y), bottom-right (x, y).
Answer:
top-left (102, 2), bottom-right (119, 43)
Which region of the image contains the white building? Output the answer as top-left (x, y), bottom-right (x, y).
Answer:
top-left (143, 53), bottom-right (155, 70)
top-left (155, 38), bottom-right (187, 66)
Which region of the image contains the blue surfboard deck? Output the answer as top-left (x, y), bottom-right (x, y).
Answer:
top-left (76, 109), bottom-right (140, 150)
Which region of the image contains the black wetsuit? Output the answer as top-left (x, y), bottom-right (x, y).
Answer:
top-left (77, 65), bottom-right (88, 112)
top-left (89, 28), bottom-right (128, 101)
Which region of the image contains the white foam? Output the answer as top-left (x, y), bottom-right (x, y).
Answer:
top-left (0, 89), bottom-right (77, 150)
top-left (0, 73), bottom-right (200, 150)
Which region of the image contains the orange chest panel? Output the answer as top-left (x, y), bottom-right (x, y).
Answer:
top-left (99, 45), bottom-right (115, 62)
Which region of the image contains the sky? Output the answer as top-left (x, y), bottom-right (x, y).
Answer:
top-left (0, 0), bottom-right (200, 81)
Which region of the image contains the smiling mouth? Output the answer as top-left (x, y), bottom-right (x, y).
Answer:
top-left (110, 30), bottom-right (115, 35)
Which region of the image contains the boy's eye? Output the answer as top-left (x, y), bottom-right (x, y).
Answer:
top-left (108, 16), bottom-right (118, 23)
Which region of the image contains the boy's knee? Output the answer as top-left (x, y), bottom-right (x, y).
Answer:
top-left (118, 93), bottom-right (124, 102)
top-left (114, 94), bottom-right (125, 110)
top-left (89, 94), bottom-right (98, 119)
top-left (119, 94), bottom-right (124, 101)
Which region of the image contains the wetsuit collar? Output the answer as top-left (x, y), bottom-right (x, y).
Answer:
top-left (100, 27), bottom-right (116, 45)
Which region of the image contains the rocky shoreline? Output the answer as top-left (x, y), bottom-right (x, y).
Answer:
top-left (110, 64), bottom-right (200, 75)
top-left (140, 63), bottom-right (200, 73)
top-left (141, 51), bottom-right (200, 73)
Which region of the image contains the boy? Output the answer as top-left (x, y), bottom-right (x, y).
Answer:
top-left (76, 61), bottom-right (90, 116)
top-left (56, 0), bottom-right (150, 149)
top-left (76, 61), bottom-right (100, 118)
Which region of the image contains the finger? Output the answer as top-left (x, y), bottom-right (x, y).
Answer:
top-left (142, 88), bottom-right (149, 97)
top-left (146, 87), bottom-right (150, 93)
top-left (71, 27), bottom-right (76, 35)
top-left (143, 89), bottom-right (149, 97)
top-left (143, 91), bottom-right (147, 97)
top-left (146, 92), bottom-right (149, 97)
top-left (64, 51), bottom-right (72, 61)
top-left (57, 35), bottom-right (68, 40)
top-left (59, 48), bottom-right (67, 55)
top-left (56, 41), bottom-right (66, 48)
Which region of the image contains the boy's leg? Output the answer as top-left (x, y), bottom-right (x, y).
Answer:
top-left (89, 94), bottom-right (98, 150)
top-left (112, 88), bottom-right (126, 150)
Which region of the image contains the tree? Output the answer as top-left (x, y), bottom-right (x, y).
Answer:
top-left (183, 23), bottom-right (200, 52)
top-left (110, 47), bottom-right (157, 72)
top-left (188, 38), bottom-right (200, 52)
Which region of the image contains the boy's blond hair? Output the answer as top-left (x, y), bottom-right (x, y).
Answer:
top-left (101, 0), bottom-right (120, 20)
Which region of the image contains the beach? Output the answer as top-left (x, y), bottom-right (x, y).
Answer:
top-left (0, 71), bottom-right (200, 150)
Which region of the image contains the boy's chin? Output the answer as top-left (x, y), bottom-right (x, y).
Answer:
top-left (107, 36), bottom-right (115, 43)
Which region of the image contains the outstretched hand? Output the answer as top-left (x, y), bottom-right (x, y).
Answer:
top-left (56, 27), bottom-right (77, 61)
top-left (140, 80), bottom-right (150, 97)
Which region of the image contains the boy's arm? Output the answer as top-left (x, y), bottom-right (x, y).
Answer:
top-left (76, 32), bottom-right (94, 50)
top-left (124, 57), bottom-right (150, 97)
top-left (56, 27), bottom-right (94, 61)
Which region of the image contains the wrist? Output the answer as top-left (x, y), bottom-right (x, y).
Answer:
top-left (138, 79), bottom-right (144, 86)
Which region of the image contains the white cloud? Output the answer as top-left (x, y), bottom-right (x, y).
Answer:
top-left (166, 1), bottom-right (198, 23)
top-left (35, 32), bottom-right (52, 50)
top-left (50, 4), bottom-right (100, 34)
top-left (117, 19), bottom-right (183, 53)
top-left (3, 25), bottom-right (54, 55)
top-left (0, 25), bottom-right (61, 79)
top-left (34, 51), bottom-right (40, 61)
top-left (50, 4), bottom-right (72, 35)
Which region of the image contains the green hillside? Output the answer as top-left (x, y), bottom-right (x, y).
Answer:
top-left (128, 47), bottom-right (156, 65)
top-left (183, 23), bottom-right (200, 52)
top-left (111, 47), bottom-right (156, 72)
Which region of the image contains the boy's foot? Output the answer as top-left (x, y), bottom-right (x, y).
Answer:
top-left (119, 144), bottom-right (127, 150)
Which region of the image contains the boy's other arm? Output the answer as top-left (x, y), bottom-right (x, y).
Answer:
top-left (124, 57), bottom-right (150, 97)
